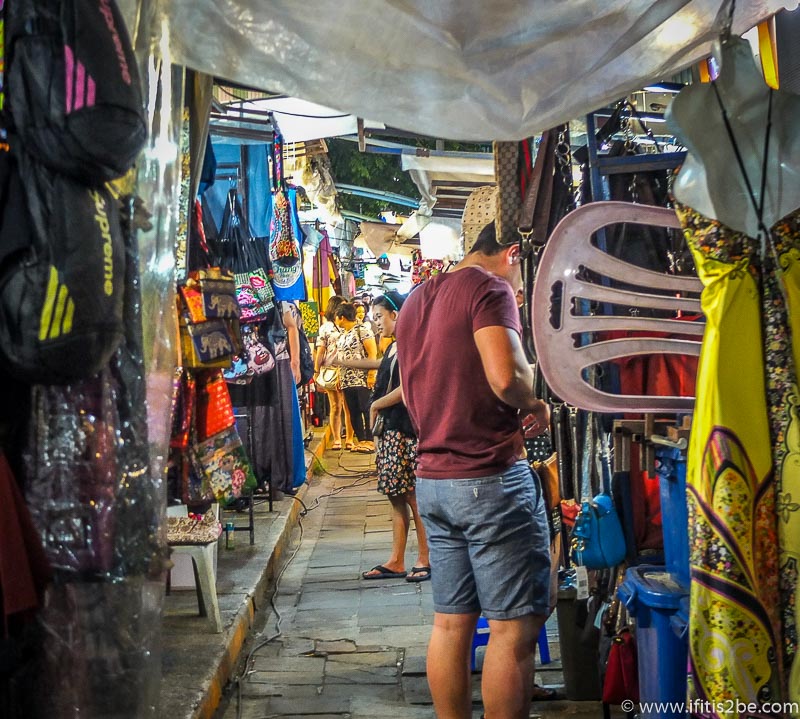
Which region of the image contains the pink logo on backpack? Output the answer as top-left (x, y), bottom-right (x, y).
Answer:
top-left (98, 0), bottom-right (132, 85)
top-left (64, 46), bottom-right (96, 113)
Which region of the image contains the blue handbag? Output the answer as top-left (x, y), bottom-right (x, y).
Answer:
top-left (571, 492), bottom-right (626, 569)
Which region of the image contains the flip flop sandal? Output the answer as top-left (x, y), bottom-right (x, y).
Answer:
top-left (405, 566), bottom-right (431, 582)
top-left (352, 444), bottom-right (373, 453)
top-left (345, 442), bottom-right (355, 450)
top-left (362, 565), bottom-right (407, 580)
top-left (331, 441), bottom-right (342, 450)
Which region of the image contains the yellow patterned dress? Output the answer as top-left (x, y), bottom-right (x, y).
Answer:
top-left (674, 201), bottom-right (800, 717)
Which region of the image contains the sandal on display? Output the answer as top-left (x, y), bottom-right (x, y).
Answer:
top-left (405, 566), bottom-right (431, 583)
top-left (362, 565), bottom-right (407, 580)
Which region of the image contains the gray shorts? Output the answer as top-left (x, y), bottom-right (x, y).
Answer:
top-left (416, 461), bottom-right (551, 619)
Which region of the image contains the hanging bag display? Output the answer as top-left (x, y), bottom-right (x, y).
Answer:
top-left (0, 144), bottom-right (126, 383)
top-left (532, 451), bottom-right (561, 541)
top-left (192, 426), bottom-right (257, 501)
top-left (4, 0), bottom-right (147, 183)
top-left (218, 189), bottom-right (275, 322)
top-left (178, 268), bottom-right (241, 369)
top-left (571, 439), bottom-right (627, 571)
top-left (224, 323), bottom-right (275, 384)
top-left (169, 369), bottom-right (195, 450)
top-left (195, 371), bottom-right (235, 441)
top-left (602, 627), bottom-right (640, 705)
top-left (297, 327), bottom-right (315, 387)
top-left (315, 366), bottom-right (340, 391)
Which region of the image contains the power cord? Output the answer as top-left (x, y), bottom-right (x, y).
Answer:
top-left (305, 444), bottom-right (375, 479)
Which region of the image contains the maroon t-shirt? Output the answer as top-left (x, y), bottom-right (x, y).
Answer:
top-left (396, 266), bottom-right (523, 479)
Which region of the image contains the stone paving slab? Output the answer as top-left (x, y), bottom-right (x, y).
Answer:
top-left (351, 696), bottom-right (459, 718)
top-left (324, 664), bottom-right (400, 685)
top-left (315, 639), bottom-right (359, 654)
top-left (251, 655), bottom-right (325, 673)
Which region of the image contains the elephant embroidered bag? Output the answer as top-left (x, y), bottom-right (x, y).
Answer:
top-left (178, 270), bottom-right (241, 369)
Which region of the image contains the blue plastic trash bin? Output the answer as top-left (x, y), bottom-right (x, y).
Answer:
top-left (617, 567), bottom-right (689, 719)
top-left (655, 447), bottom-right (690, 585)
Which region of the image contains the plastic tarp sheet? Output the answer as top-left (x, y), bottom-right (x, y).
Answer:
top-left (119, 0), bottom-right (786, 140)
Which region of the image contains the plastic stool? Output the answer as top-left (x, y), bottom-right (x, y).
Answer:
top-left (169, 542), bottom-right (223, 633)
top-left (470, 615), bottom-right (551, 670)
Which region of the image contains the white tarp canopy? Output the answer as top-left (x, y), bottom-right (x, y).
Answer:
top-left (122, 0), bottom-right (788, 140)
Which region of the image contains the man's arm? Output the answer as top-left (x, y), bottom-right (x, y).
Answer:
top-left (474, 325), bottom-right (548, 419)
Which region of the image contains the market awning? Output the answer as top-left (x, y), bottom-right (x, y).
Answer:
top-left (121, 0), bottom-right (787, 140)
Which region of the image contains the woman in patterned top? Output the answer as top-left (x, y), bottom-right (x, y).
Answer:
top-left (334, 303), bottom-right (377, 453)
top-left (314, 295), bottom-right (354, 450)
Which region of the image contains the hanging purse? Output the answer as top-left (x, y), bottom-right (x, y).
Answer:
top-left (315, 366), bottom-right (340, 391)
top-left (602, 626), bottom-right (639, 705)
top-left (195, 370), bottom-right (235, 441)
top-left (169, 369), bottom-right (195, 450)
top-left (178, 269), bottom-right (241, 369)
top-left (180, 317), bottom-right (237, 369)
top-left (571, 493), bottom-right (627, 569)
top-left (532, 451), bottom-right (561, 541)
top-left (192, 426), bottom-right (257, 501)
top-left (242, 324), bottom-right (275, 375)
top-left (493, 140), bottom-right (521, 245)
top-left (218, 189), bottom-right (275, 323)
top-left (235, 268), bottom-right (275, 322)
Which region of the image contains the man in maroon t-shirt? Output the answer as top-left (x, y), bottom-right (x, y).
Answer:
top-left (396, 222), bottom-right (551, 719)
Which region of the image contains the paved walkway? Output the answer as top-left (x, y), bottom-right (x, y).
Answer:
top-left (212, 446), bottom-right (619, 719)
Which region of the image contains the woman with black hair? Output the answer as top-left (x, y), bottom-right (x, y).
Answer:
top-left (337, 291), bottom-right (430, 582)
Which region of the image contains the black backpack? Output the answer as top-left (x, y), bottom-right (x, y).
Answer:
top-left (4, 0), bottom-right (147, 182)
top-left (297, 328), bottom-right (315, 387)
top-left (0, 143), bottom-right (125, 382)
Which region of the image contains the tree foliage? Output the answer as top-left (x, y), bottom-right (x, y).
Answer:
top-left (326, 139), bottom-right (419, 217)
top-left (326, 137), bottom-right (491, 217)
